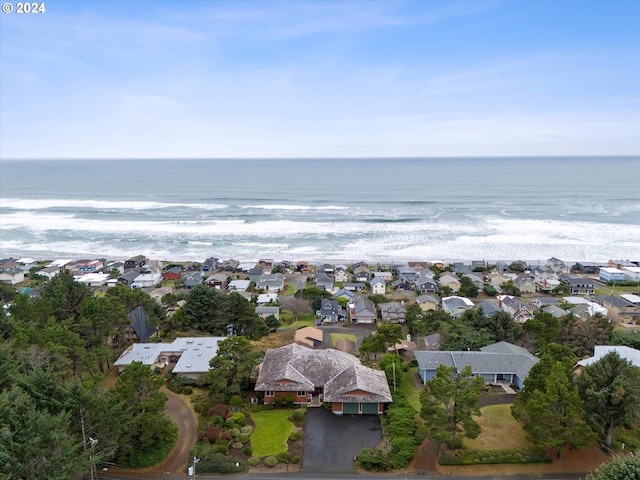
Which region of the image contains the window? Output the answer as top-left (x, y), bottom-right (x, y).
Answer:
top-left (297, 390), bottom-right (306, 397)
top-left (266, 390), bottom-right (274, 397)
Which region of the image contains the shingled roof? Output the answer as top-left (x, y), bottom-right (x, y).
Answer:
top-left (254, 344), bottom-right (391, 402)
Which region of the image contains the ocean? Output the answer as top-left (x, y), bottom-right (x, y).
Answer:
top-left (1, 157), bottom-right (638, 265)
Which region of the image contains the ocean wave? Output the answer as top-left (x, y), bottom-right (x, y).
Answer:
top-left (240, 204), bottom-right (349, 211)
top-left (0, 198), bottom-right (228, 211)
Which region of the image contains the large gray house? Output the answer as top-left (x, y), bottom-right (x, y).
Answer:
top-left (414, 341), bottom-right (538, 389)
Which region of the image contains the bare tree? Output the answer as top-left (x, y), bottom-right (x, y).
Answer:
top-left (280, 297), bottom-right (312, 321)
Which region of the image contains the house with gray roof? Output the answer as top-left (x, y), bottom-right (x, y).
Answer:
top-left (441, 296), bottom-right (474, 318)
top-left (254, 343), bottom-right (392, 414)
top-left (256, 305), bottom-right (279, 320)
top-left (415, 276), bottom-right (438, 294)
top-left (414, 341), bottom-right (538, 389)
top-left (318, 298), bottom-right (345, 323)
top-left (593, 294), bottom-right (640, 323)
top-left (257, 274), bottom-right (285, 292)
top-left (559, 275), bottom-right (595, 295)
top-left (315, 273), bottom-right (334, 292)
top-left (349, 296), bottom-right (377, 324)
top-left (475, 300), bottom-right (501, 317)
top-left (498, 295), bottom-right (534, 323)
top-left (371, 276), bottom-right (386, 295)
top-left (531, 296), bottom-right (561, 310)
top-left (379, 302), bottom-right (407, 323)
top-left (543, 305), bottom-right (569, 319)
top-left (576, 345), bottom-right (640, 370)
top-left (334, 288), bottom-right (356, 302)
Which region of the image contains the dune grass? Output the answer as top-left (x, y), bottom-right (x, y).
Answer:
top-left (464, 404), bottom-right (533, 450)
top-left (251, 410), bottom-right (294, 457)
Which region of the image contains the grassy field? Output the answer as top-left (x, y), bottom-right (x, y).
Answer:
top-left (251, 410), bottom-right (294, 457)
top-left (464, 404), bottom-right (533, 450)
top-left (401, 367), bottom-right (422, 412)
top-left (251, 331), bottom-right (296, 353)
top-left (329, 333), bottom-right (357, 347)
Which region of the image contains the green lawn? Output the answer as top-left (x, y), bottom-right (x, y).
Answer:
top-left (401, 367), bottom-right (422, 412)
top-left (464, 404), bottom-right (533, 450)
top-left (251, 410), bottom-right (294, 457)
top-left (329, 333), bottom-right (357, 347)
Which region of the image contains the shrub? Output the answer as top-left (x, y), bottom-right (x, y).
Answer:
top-left (208, 404), bottom-right (229, 418)
top-left (229, 395), bottom-right (243, 408)
top-left (178, 386), bottom-right (193, 394)
top-left (264, 456), bottom-right (278, 467)
top-left (274, 397), bottom-right (283, 408)
top-left (231, 412), bottom-right (246, 426)
top-left (291, 408), bottom-right (306, 422)
top-left (438, 448), bottom-right (552, 465)
top-left (288, 431), bottom-right (301, 442)
top-left (192, 453), bottom-right (247, 474)
top-left (276, 452), bottom-right (290, 463)
top-left (290, 455), bottom-right (300, 464)
top-left (247, 457), bottom-right (260, 467)
top-left (242, 446), bottom-right (253, 456)
top-left (355, 448), bottom-right (388, 472)
top-left (236, 434), bottom-right (250, 444)
top-left (240, 425), bottom-right (254, 436)
top-left (206, 426), bottom-right (220, 443)
top-left (285, 395), bottom-right (294, 407)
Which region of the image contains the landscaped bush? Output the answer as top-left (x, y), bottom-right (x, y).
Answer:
top-left (438, 448), bottom-right (552, 465)
top-left (285, 395), bottom-right (294, 407)
top-left (274, 397), bottom-right (283, 408)
top-left (288, 431), bottom-right (301, 441)
top-left (206, 426), bottom-right (219, 443)
top-left (276, 452), bottom-right (290, 463)
top-left (229, 395), bottom-right (243, 409)
top-left (291, 408), bottom-right (305, 422)
top-left (190, 453), bottom-right (248, 474)
top-left (247, 457), bottom-right (260, 466)
top-left (264, 456), bottom-right (278, 467)
top-left (178, 386), bottom-right (193, 394)
top-left (208, 404), bottom-right (229, 418)
top-left (242, 446), bottom-right (253, 456)
top-left (231, 412), bottom-right (246, 426)
top-left (240, 425), bottom-right (254, 436)
top-left (290, 455), bottom-right (300, 464)
top-left (236, 434), bottom-right (250, 444)
top-left (355, 447), bottom-right (388, 471)
top-left (390, 436), bottom-right (416, 469)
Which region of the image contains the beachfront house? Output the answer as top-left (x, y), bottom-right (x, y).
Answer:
top-left (593, 295), bottom-right (640, 323)
top-left (0, 267), bottom-right (25, 285)
top-left (599, 267), bottom-right (626, 283)
top-left (334, 266), bottom-right (349, 283)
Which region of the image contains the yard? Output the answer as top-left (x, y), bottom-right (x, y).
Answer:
top-left (251, 410), bottom-right (295, 457)
top-left (329, 333), bottom-right (357, 347)
top-left (464, 404), bottom-right (531, 450)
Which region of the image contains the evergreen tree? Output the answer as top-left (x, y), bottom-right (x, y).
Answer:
top-left (420, 364), bottom-right (485, 448)
top-left (576, 351), bottom-right (640, 448)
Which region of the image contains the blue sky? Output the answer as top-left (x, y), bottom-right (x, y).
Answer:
top-left (1, 0), bottom-right (639, 159)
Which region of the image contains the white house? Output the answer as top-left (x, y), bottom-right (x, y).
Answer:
top-left (371, 277), bottom-right (386, 295)
top-left (131, 271), bottom-right (162, 289)
top-left (599, 267), bottom-right (626, 283)
top-left (76, 273), bottom-right (110, 287)
top-left (623, 267), bottom-right (640, 282)
top-left (228, 280), bottom-right (251, 292)
top-left (0, 267), bottom-right (25, 285)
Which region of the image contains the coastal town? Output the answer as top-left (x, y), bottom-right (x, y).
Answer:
top-left (1, 253), bottom-right (639, 478)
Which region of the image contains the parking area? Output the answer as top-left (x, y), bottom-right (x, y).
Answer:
top-left (303, 407), bottom-right (382, 473)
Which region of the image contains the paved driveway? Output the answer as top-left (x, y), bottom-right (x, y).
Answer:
top-left (303, 407), bottom-right (382, 473)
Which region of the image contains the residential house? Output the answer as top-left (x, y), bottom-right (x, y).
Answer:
top-left (441, 296), bottom-right (474, 318)
top-left (543, 305), bottom-right (569, 319)
top-left (318, 299), bottom-right (345, 323)
top-left (373, 271), bottom-right (393, 282)
top-left (334, 266), bottom-right (349, 283)
top-left (464, 272), bottom-right (485, 290)
top-left (475, 301), bottom-right (501, 317)
top-left (593, 295), bottom-right (640, 323)
top-left (514, 276), bottom-right (537, 295)
top-left (315, 273), bottom-right (334, 292)
top-left (114, 337), bottom-right (225, 380)
top-left (256, 293), bottom-right (278, 305)
top-left (559, 275), bottom-right (595, 295)
top-left (395, 266), bottom-right (416, 282)
top-left (576, 345), bottom-right (640, 370)
top-left (438, 274), bottom-right (461, 294)
top-left (623, 267), bottom-right (640, 282)
top-left (334, 288), bottom-right (356, 303)
top-left (274, 260), bottom-right (291, 273)
top-left (228, 280), bottom-right (250, 292)
top-left (76, 273), bottom-right (110, 287)
top-left (392, 278), bottom-right (413, 291)
top-left (125, 255), bottom-right (146, 271)
top-left (498, 295), bottom-right (534, 323)
top-left (608, 259), bottom-right (637, 269)
top-left (547, 257), bottom-right (571, 274)
top-left (37, 266), bottom-right (60, 279)
top-left (599, 267), bottom-right (626, 283)
top-left (248, 268), bottom-right (264, 284)
top-left (220, 259), bottom-right (240, 271)
top-left (379, 302), bottom-right (407, 323)
top-left (563, 297), bottom-right (608, 318)
top-left (416, 295), bottom-right (439, 312)
top-left (257, 274), bottom-right (285, 293)
top-left (48, 259), bottom-right (73, 269)
top-left (294, 327), bottom-right (324, 348)
top-left (353, 265), bottom-right (371, 283)
top-left (318, 264), bottom-right (334, 275)
top-left (370, 277), bottom-right (386, 295)
top-left (238, 262), bottom-right (257, 273)
top-left (296, 261), bottom-right (312, 273)
top-left (258, 258), bottom-right (274, 273)
top-left (573, 262), bottom-right (605, 274)
top-left (621, 294), bottom-right (640, 305)
top-left (131, 270), bottom-right (162, 289)
top-left (163, 267), bottom-right (183, 281)
top-left (349, 297), bottom-right (377, 324)
top-left (415, 275), bottom-right (438, 294)
top-left (205, 273), bottom-right (227, 290)
top-left (201, 257), bottom-right (219, 273)
top-left (77, 260), bottom-right (104, 274)
top-left (531, 296), bottom-right (561, 310)
top-left (117, 270), bottom-right (141, 287)
top-left (414, 341), bottom-right (539, 389)
top-left (256, 305), bottom-right (279, 320)
top-left (254, 343), bottom-right (392, 414)
top-left (122, 305), bottom-right (157, 343)
top-left (344, 282), bottom-right (366, 292)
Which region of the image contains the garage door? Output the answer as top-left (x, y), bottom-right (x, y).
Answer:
top-left (342, 403), bottom-right (359, 414)
top-left (362, 403), bottom-right (379, 414)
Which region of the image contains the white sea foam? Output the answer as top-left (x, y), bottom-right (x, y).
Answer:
top-left (241, 204), bottom-right (349, 211)
top-left (0, 198), bottom-right (228, 211)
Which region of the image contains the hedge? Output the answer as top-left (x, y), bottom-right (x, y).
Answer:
top-left (439, 448), bottom-right (552, 465)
